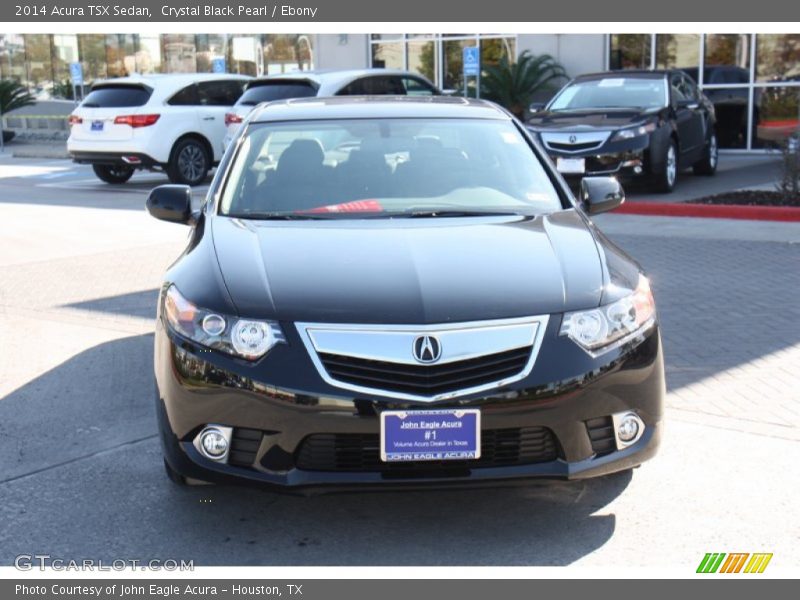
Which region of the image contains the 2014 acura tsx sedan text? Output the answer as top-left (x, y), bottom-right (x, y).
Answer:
top-left (148, 96), bottom-right (665, 491)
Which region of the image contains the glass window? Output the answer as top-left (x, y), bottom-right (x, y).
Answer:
top-left (220, 118), bottom-right (562, 217)
top-left (371, 42), bottom-right (403, 70)
top-left (753, 87), bottom-right (800, 148)
top-left (655, 34), bottom-right (700, 70)
top-left (162, 34), bottom-right (197, 73)
top-left (402, 76), bottom-right (436, 96)
top-left (78, 35), bottom-right (107, 85)
top-left (755, 34), bottom-right (800, 83)
top-left (407, 40), bottom-right (436, 83)
top-left (82, 84), bottom-right (152, 108)
top-left (51, 34), bottom-right (78, 98)
top-left (703, 87), bottom-right (750, 148)
top-left (168, 84), bottom-right (199, 106)
top-left (196, 34), bottom-right (227, 73)
top-left (703, 34), bottom-right (751, 84)
top-left (339, 76), bottom-right (405, 95)
top-left (0, 35), bottom-right (28, 85)
top-left (480, 37), bottom-right (516, 72)
top-left (609, 34), bottom-right (652, 70)
top-left (238, 81), bottom-right (317, 105)
top-left (106, 34), bottom-right (136, 78)
top-left (264, 34), bottom-right (313, 75)
top-left (24, 34), bottom-right (54, 97)
top-left (136, 35), bottom-right (162, 74)
top-left (444, 39), bottom-right (477, 97)
top-left (198, 80), bottom-right (245, 106)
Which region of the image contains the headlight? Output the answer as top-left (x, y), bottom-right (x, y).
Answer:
top-left (611, 122), bottom-right (657, 142)
top-left (163, 285), bottom-right (284, 360)
top-left (560, 275), bottom-right (656, 354)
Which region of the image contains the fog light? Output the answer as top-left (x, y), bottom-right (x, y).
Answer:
top-left (194, 425), bottom-right (233, 462)
top-left (612, 411), bottom-right (645, 449)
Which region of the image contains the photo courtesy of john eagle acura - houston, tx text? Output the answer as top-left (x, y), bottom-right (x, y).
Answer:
top-left (148, 96), bottom-right (665, 490)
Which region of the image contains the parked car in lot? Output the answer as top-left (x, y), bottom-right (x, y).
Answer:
top-left (147, 96), bottom-right (664, 490)
top-left (67, 73), bottom-right (251, 186)
top-left (223, 69), bottom-right (441, 148)
top-left (527, 70), bottom-right (718, 192)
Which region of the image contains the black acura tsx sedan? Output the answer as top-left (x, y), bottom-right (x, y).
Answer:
top-left (527, 70), bottom-right (718, 193)
top-left (148, 96), bottom-right (665, 491)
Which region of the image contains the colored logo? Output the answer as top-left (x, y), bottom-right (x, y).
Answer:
top-left (696, 553), bottom-right (773, 574)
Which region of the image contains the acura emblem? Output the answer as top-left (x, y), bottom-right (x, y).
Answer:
top-left (413, 335), bottom-right (442, 363)
top-left (568, 134), bottom-right (578, 144)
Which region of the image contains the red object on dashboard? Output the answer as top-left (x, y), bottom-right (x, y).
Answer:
top-left (305, 200), bottom-right (384, 213)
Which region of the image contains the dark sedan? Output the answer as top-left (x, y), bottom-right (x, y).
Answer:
top-left (148, 96), bottom-right (664, 491)
top-left (528, 70), bottom-right (718, 192)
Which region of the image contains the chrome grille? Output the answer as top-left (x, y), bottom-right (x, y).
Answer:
top-left (296, 316), bottom-right (549, 401)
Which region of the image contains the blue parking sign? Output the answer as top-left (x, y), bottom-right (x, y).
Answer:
top-left (212, 58), bottom-right (226, 74)
top-left (463, 46), bottom-right (480, 77)
top-left (69, 62), bottom-right (83, 86)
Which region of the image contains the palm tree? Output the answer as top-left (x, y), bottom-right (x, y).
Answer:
top-left (0, 79), bottom-right (35, 143)
top-left (481, 51), bottom-right (567, 119)
top-left (0, 79), bottom-right (35, 114)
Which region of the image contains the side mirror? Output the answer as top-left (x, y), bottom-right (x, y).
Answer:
top-left (529, 102), bottom-right (546, 114)
top-left (579, 177), bottom-right (625, 215)
top-left (146, 185), bottom-right (193, 224)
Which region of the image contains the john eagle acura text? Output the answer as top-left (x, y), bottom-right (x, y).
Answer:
top-left (148, 96), bottom-right (665, 490)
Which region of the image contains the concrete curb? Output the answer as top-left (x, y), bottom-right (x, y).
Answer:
top-left (9, 146), bottom-right (70, 160)
top-left (617, 201), bottom-right (800, 222)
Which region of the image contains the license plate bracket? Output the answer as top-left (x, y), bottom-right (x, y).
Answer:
top-left (556, 157), bottom-right (586, 174)
top-left (380, 409), bottom-right (481, 462)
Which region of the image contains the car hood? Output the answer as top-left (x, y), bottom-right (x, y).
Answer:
top-left (211, 210), bottom-right (607, 324)
top-left (528, 108), bottom-right (657, 131)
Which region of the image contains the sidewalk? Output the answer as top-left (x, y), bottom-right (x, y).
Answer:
top-left (4, 140), bottom-right (70, 159)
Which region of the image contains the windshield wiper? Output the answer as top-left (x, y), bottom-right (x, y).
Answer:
top-left (395, 210), bottom-right (529, 219)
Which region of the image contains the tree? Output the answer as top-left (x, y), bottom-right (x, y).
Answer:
top-left (480, 51), bottom-right (567, 118)
top-left (0, 79), bottom-right (36, 114)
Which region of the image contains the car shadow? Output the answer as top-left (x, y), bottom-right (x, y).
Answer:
top-left (0, 333), bottom-right (628, 566)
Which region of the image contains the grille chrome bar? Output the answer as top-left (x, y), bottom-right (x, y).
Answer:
top-left (296, 316), bottom-right (549, 402)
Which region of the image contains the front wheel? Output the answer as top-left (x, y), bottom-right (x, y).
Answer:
top-left (166, 138), bottom-right (210, 186)
top-left (693, 132), bottom-right (718, 176)
top-left (651, 141), bottom-right (678, 193)
top-left (92, 164), bottom-right (134, 184)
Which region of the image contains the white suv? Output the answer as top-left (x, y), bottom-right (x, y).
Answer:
top-left (67, 73), bottom-right (251, 186)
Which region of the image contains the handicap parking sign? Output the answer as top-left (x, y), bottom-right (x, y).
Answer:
top-left (69, 62), bottom-right (83, 86)
top-left (212, 58), bottom-right (226, 74)
top-left (463, 47), bottom-right (480, 77)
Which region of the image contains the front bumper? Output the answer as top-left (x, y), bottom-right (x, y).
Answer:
top-left (155, 316), bottom-right (665, 492)
top-left (536, 134), bottom-right (651, 178)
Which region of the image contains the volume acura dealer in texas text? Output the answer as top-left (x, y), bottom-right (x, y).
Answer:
top-left (162, 4), bottom-right (318, 18)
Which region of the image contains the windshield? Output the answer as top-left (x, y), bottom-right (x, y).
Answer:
top-left (549, 77), bottom-right (667, 111)
top-left (219, 118), bottom-right (562, 219)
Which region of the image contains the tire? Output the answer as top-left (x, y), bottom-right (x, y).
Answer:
top-left (693, 131), bottom-right (718, 176)
top-left (92, 164), bottom-right (134, 184)
top-left (166, 137), bottom-right (210, 186)
top-left (652, 140), bottom-right (678, 193)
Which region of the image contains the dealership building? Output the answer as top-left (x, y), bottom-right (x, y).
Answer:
top-left (1, 33), bottom-right (798, 150)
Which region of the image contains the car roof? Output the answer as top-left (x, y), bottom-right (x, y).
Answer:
top-left (92, 73), bottom-right (252, 95)
top-left (244, 69), bottom-right (438, 93)
top-left (248, 96), bottom-right (509, 122)
top-left (573, 70), bottom-right (673, 81)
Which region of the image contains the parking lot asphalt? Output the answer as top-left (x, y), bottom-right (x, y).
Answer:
top-left (0, 157), bottom-right (798, 569)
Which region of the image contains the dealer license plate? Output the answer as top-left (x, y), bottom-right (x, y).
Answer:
top-left (556, 157), bottom-right (585, 174)
top-left (380, 409), bottom-right (481, 462)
